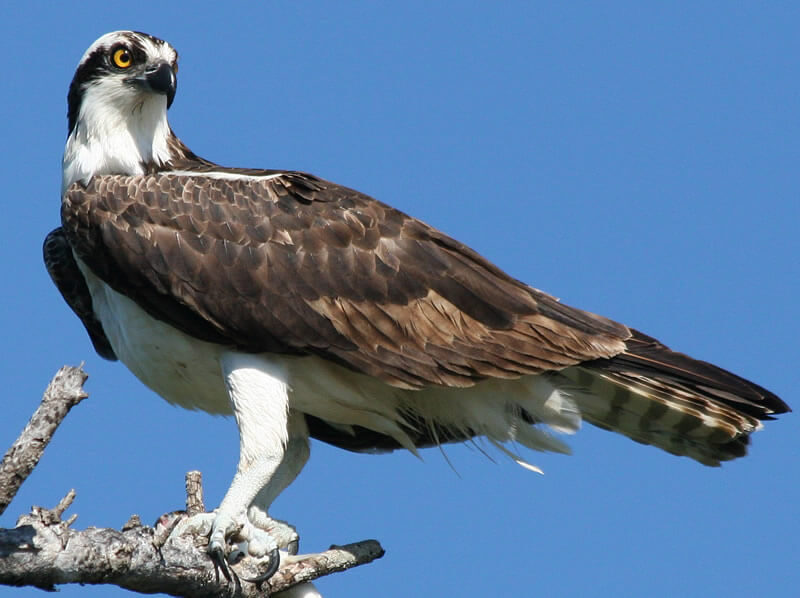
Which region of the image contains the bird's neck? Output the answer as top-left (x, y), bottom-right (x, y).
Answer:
top-left (62, 93), bottom-right (174, 194)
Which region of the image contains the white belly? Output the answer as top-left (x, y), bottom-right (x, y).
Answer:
top-left (76, 259), bottom-right (232, 413)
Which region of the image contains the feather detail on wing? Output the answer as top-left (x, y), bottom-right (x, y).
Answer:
top-left (60, 171), bottom-right (630, 388)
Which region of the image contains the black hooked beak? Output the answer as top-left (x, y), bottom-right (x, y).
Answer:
top-left (127, 62), bottom-right (177, 108)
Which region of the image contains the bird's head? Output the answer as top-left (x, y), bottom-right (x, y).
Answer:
top-left (63, 31), bottom-right (180, 192)
top-left (67, 31), bottom-right (178, 134)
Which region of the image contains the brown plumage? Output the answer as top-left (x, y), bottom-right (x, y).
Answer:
top-left (51, 166), bottom-right (789, 464)
top-left (60, 171), bottom-right (631, 385)
top-left (44, 228), bottom-right (116, 360)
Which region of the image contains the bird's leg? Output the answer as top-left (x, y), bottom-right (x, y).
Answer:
top-left (194, 352), bottom-right (292, 583)
top-left (246, 411), bottom-right (311, 555)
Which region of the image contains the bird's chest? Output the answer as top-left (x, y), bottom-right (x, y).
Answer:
top-left (75, 257), bottom-right (233, 414)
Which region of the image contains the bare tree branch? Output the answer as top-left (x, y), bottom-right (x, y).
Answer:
top-left (0, 493), bottom-right (384, 596)
top-left (0, 366), bottom-right (88, 516)
top-left (267, 541), bottom-right (386, 593)
top-left (0, 367), bottom-right (385, 595)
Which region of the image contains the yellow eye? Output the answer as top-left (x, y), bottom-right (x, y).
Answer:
top-left (112, 48), bottom-right (132, 69)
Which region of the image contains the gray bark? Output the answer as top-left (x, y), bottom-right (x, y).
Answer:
top-left (0, 365), bottom-right (88, 516)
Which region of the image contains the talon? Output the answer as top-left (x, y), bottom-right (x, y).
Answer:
top-left (209, 543), bottom-right (243, 594)
top-left (241, 546), bottom-right (281, 584)
top-left (208, 544), bottom-right (232, 582)
top-left (287, 538), bottom-right (299, 555)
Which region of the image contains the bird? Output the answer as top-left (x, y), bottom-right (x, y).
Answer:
top-left (45, 30), bottom-right (789, 583)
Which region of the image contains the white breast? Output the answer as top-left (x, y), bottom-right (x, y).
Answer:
top-left (75, 257), bottom-right (232, 414)
top-left (62, 85), bottom-right (172, 193)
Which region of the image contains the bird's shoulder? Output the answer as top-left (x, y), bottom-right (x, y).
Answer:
top-left (63, 165), bottom-right (410, 245)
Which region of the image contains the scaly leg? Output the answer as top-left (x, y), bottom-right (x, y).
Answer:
top-left (170, 352), bottom-right (316, 585)
top-left (207, 352), bottom-right (291, 581)
top-left (247, 411), bottom-right (310, 555)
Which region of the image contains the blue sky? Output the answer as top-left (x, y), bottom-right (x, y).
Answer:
top-left (1, 3), bottom-right (797, 597)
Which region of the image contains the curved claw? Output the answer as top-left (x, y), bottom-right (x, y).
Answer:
top-left (209, 543), bottom-right (242, 594)
top-left (241, 546), bottom-right (281, 584)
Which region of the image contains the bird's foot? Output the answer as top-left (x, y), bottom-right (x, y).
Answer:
top-left (248, 505), bottom-right (300, 555)
top-left (170, 510), bottom-right (281, 585)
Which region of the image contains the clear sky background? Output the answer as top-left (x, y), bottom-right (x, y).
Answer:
top-left (0, 3), bottom-right (797, 597)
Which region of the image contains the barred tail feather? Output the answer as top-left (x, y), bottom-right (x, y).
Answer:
top-left (553, 368), bottom-right (756, 465)
top-left (551, 329), bottom-right (789, 466)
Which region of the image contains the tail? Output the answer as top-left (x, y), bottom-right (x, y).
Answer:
top-left (552, 329), bottom-right (789, 466)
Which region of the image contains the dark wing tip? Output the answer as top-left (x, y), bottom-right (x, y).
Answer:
top-left (622, 328), bottom-right (789, 418)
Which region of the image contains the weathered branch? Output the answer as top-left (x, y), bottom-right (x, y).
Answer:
top-left (0, 368), bottom-right (385, 595)
top-left (185, 471), bottom-right (205, 517)
top-left (0, 492), bottom-right (384, 596)
top-left (267, 541), bottom-right (386, 592)
top-left (0, 365), bottom-right (88, 516)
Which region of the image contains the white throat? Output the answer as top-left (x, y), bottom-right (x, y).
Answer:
top-left (62, 80), bottom-right (173, 194)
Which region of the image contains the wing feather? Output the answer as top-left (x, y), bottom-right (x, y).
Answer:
top-left (61, 171), bottom-right (630, 387)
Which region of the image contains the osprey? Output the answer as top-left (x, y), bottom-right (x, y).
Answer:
top-left (46, 31), bottom-right (788, 582)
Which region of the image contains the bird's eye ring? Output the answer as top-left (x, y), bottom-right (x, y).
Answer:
top-left (112, 47), bottom-right (133, 69)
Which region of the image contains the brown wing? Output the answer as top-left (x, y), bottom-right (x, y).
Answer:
top-left (61, 170), bottom-right (630, 389)
top-left (43, 227), bottom-right (117, 361)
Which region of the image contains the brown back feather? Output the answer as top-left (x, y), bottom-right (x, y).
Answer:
top-left (62, 171), bottom-right (629, 389)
